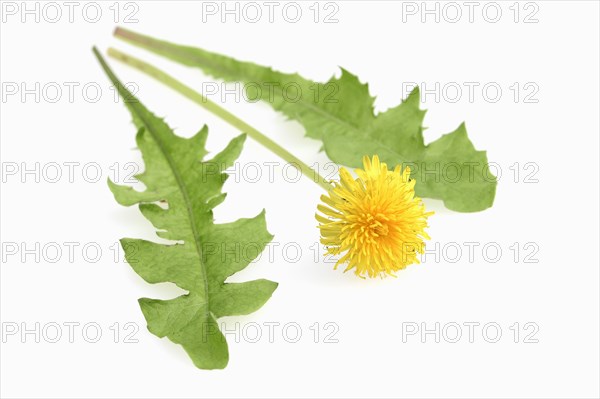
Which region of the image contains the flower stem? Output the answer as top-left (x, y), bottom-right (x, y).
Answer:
top-left (107, 47), bottom-right (333, 192)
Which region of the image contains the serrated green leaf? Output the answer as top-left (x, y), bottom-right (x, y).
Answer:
top-left (93, 47), bottom-right (277, 369)
top-left (114, 28), bottom-right (496, 212)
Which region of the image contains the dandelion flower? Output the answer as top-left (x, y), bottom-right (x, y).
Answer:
top-left (316, 155), bottom-right (433, 278)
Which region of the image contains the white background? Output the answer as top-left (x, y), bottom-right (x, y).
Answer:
top-left (1, 1), bottom-right (599, 398)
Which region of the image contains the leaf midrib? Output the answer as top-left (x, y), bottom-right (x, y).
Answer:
top-left (134, 110), bottom-right (211, 310)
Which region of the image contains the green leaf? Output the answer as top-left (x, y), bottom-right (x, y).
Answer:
top-left (114, 27), bottom-right (497, 212)
top-left (93, 47), bottom-right (277, 369)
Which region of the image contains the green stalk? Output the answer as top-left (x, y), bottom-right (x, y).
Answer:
top-left (106, 47), bottom-right (333, 192)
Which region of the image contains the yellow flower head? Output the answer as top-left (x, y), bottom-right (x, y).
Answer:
top-left (316, 155), bottom-right (433, 278)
